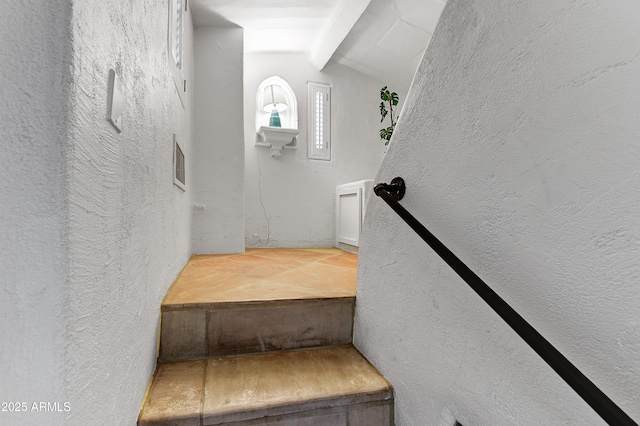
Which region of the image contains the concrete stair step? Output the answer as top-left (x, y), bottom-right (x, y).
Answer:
top-left (159, 297), bottom-right (354, 361)
top-left (158, 249), bottom-right (358, 362)
top-left (138, 345), bottom-right (393, 426)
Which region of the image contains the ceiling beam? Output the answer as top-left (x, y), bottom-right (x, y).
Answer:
top-left (309, 0), bottom-right (371, 71)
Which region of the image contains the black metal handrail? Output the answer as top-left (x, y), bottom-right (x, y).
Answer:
top-left (374, 177), bottom-right (636, 426)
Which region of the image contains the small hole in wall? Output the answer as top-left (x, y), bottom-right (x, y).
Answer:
top-left (454, 421), bottom-right (463, 426)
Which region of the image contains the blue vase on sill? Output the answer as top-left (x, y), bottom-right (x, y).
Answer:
top-left (269, 109), bottom-right (281, 127)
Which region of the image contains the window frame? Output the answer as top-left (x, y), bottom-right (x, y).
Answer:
top-left (307, 82), bottom-right (331, 161)
top-left (168, 0), bottom-right (187, 107)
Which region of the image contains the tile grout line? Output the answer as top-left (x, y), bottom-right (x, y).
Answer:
top-left (200, 359), bottom-right (207, 426)
top-left (201, 310), bottom-right (210, 426)
top-left (205, 309), bottom-right (210, 357)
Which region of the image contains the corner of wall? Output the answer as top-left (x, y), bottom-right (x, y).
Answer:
top-left (0, 1), bottom-right (73, 425)
top-left (192, 26), bottom-right (246, 254)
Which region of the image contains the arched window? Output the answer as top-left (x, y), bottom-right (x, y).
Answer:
top-left (255, 76), bottom-right (298, 132)
top-left (255, 77), bottom-right (299, 158)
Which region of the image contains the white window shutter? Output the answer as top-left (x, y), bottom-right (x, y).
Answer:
top-left (308, 82), bottom-right (331, 160)
top-left (168, 0), bottom-right (186, 107)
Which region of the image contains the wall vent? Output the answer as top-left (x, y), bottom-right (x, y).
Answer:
top-left (173, 134), bottom-right (185, 191)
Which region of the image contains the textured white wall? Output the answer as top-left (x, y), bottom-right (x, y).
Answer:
top-left (64, 1), bottom-right (194, 425)
top-left (192, 27), bottom-right (245, 254)
top-left (356, 0), bottom-right (640, 424)
top-left (0, 1), bottom-right (70, 425)
top-left (244, 53), bottom-right (399, 247)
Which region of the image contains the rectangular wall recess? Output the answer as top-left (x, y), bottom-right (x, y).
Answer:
top-left (173, 134), bottom-right (186, 191)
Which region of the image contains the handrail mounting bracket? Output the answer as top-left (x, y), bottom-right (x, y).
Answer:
top-left (374, 177), bottom-right (405, 201)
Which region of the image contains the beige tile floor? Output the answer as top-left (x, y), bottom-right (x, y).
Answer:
top-left (163, 248), bottom-right (358, 308)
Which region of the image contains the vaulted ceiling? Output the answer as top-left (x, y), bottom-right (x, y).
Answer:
top-left (190, 0), bottom-right (447, 91)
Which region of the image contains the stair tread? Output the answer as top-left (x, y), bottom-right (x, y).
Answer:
top-left (162, 248), bottom-right (357, 309)
top-left (138, 345), bottom-right (392, 426)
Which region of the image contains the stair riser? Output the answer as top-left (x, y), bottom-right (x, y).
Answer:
top-left (140, 398), bottom-right (392, 426)
top-left (204, 400), bottom-right (393, 425)
top-left (159, 299), bottom-right (354, 361)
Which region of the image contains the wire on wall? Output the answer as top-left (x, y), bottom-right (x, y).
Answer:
top-left (254, 151), bottom-right (271, 246)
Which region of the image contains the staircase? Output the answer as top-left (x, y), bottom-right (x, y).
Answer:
top-left (138, 248), bottom-right (394, 425)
